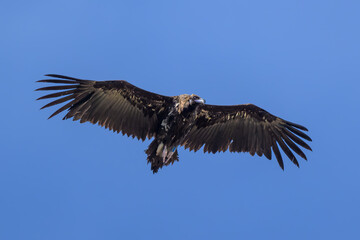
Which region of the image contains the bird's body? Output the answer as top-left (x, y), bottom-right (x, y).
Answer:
top-left (37, 74), bottom-right (312, 173)
top-left (145, 94), bottom-right (205, 171)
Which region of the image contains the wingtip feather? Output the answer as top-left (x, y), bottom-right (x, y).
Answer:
top-left (285, 120), bottom-right (309, 131)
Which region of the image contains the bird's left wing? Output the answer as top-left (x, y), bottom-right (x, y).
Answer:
top-left (36, 74), bottom-right (173, 140)
top-left (181, 104), bottom-right (312, 169)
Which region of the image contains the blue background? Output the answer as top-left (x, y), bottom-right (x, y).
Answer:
top-left (1, 1), bottom-right (359, 239)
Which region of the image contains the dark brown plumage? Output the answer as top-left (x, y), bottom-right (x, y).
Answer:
top-left (36, 74), bottom-right (312, 173)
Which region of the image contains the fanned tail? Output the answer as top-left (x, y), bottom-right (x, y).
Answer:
top-left (145, 140), bottom-right (179, 173)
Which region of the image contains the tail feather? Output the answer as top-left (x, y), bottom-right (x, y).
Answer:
top-left (145, 140), bottom-right (179, 173)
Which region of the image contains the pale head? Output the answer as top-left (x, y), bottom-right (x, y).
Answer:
top-left (175, 94), bottom-right (205, 113)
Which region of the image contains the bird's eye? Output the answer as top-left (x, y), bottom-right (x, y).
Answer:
top-left (192, 96), bottom-right (199, 100)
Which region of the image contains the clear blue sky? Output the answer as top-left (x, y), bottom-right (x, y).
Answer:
top-left (1, 0), bottom-right (359, 239)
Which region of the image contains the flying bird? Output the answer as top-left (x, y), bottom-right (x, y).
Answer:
top-left (36, 74), bottom-right (312, 173)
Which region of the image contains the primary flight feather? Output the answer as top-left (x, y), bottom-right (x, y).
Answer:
top-left (36, 74), bottom-right (312, 173)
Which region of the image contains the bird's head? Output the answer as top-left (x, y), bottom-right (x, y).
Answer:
top-left (175, 94), bottom-right (205, 113)
top-left (189, 94), bottom-right (206, 105)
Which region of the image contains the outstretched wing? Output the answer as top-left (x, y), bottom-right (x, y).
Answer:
top-left (36, 74), bottom-right (173, 140)
top-left (182, 104), bottom-right (312, 169)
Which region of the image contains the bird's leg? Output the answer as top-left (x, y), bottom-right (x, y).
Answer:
top-left (162, 145), bottom-right (168, 163)
top-left (164, 146), bottom-right (177, 164)
top-left (156, 142), bottom-right (164, 156)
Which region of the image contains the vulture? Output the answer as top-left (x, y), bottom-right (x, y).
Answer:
top-left (36, 74), bottom-right (312, 173)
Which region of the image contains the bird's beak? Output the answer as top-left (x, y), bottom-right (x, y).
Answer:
top-left (194, 98), bottom-right (205, 104)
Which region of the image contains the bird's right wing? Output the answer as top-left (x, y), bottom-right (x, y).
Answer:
top-left (36, 74), bottom-right (173, 140)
